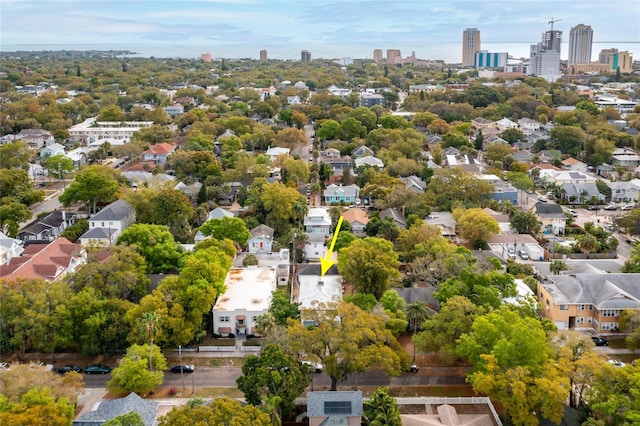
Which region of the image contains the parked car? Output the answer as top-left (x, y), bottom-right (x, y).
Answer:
top-left (608, 359), bottom-right (625, 367)
top-left (85, 364), bottom-right (111, 374)
top-left (588, 205), bottom-right (600, 211)
top-left (170, 364), bottom-right (195, 373)
top-left (538, 196), bottom-right (548, 203)
top-left (518, 250), bottom-right (529, 260)
top-left (604, 204), bottom-right (619, 210)
top-left (0, 362), bottom-right (11, 370)
top-left (302, 361), bottom-right (323, 373)
top-left (507, 248), bottom-right (516, 260)
top-left (58, 364), bottom-right (82, 374)
top-left (591, 336), bottom-right (609, 346)
top-left (621, 204), bottom-right (635, 210)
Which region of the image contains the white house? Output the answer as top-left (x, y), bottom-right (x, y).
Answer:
top-left (608, 179), bottom-right (640, 202)
top-left (79, 199), bottom-right (136, 246)
top-left (550, 170), bottom-right (597, 185)
top-left (495, 117), bottom-right (518, 132)
top-left (304, 208), bottom-right (332, 235)
top-left (265, 146), bottom-right (291, 162)
top-left (517, 118), bottom-right (541, 135)
top-left (304, 233), bottom-right (327, 261)
top-left (68, 117), bottom-right (153, 144)
top-left (295, 264), bottom-right (343, 326)
top-left (354, 156), bottom-right (384, 169)
top-left (0, 232), bottom-right (24, 265)
top-left (323, 184), bottom-right (360, 204)
top-left (39, 142), bottom-right (65, 158)
top-left (247, 224), bottom-right (274, 254)
top-left (212, 267), bottom-right (277, 336)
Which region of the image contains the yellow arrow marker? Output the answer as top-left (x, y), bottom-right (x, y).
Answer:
top-left (320, 215), bottom-right (344, 277)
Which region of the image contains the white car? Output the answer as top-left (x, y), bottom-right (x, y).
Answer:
top-left (621, 204), bottom-right (635, 210)
top-left (302, 361), bottom-right (323, 373)
top-left (608, 359), bottom-right (625, 367)
top-left (538, 196), bottom-right (548, 203)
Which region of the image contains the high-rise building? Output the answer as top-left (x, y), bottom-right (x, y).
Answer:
top-left (462, 28), bottom-right (480, 67)
top-left (612, 51), bottom-right (633, 73)
top-left (599, 48), bottom-right (619, 65)
top-left (474, 51), bottom-right (508, 69)
top-left (568, 24), bottom-right (593, 64)
top-left (201, 52), bottom-right (212, 62)
top-left (373, 49), bottom-right (383, 63)
top-left (260, 49), bottom-right (268, 61)
top-left (386, 49), bottom-right (401, 64)
top-left (529, 27), bottom-right (562, 79)
top-left (301, 50), bottom-right (312, 62)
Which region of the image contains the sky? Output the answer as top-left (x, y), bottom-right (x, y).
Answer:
top-left (1, 0), bottom-right (639, 63)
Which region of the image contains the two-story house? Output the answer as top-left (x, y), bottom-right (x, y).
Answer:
top-left (18, 211), bottom-right (76, 242)
top-left (532, 202), bottom-right (566, 235)
top-left (341, 208), bottom-right (369, 237)
top-left (323, 184), bottom-right (360, 204)
top-left (40, 142), bottom-right (65, 158)
top-left (304, 208), bottom-right (332, 235)
top-left (517, 118), bottom-right (541, 135)
top-left (212, 267), bottom-right (277, 336)
top-left (79, 199), bottom-right (136, 246)
top-left (561, 157), bottom-right (588, 173)
top-left (0, 232), bottom-right (24, 265)
top-left (17, 129), bottom-right (54, 150)
top-left (142, 142), bottom-right (177, 165)
top-left (538, 269), bottom-right (640, 333)
top-left (608, 179), bottom-right (640, 203)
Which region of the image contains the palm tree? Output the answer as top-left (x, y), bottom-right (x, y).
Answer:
top-left (291, 201), bottom-right (308, 230)
top-left (405, 301), bottom-right (428, 362)
top-left (138, 311), bottom-right (161, 371)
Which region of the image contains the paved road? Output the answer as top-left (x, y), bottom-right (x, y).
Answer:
top-left (81, 366), bottom-right (467, 389)
top-left (20, 185), bottom-right (65, 228)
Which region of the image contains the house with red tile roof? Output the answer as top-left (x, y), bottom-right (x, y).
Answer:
top-left (0, 237), bottom-right (86, 282)
top-left (142, 143), bottom-right (177, 165)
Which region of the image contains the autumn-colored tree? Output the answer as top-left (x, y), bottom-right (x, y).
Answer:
top-left (454, 208), bottom-right (500, 248)
top-left (288, 301), bottom-right (409, 391)
top-left (158, 398), bottom-right (271, 426)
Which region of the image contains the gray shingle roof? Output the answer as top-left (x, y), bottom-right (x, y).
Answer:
top-left (534, 202), bottom-right (564, 215)
top-left (543, 273), bottom-right (640, 309)
top-left (90, 199), bottom-right (134, 222)
top-left (73, 393), bottom-right (158, 426)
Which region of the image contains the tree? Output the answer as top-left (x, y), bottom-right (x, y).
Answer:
top-left (455, 208), bottom-right (500, 248)
top-left (0, 202), bottom-right (32, 237)
top-left (103, 412), bottom-right (144, 426)
top-left (126, 187), bottom-right (194, 241)
top-left (334, 230), bottom-right (356, 252)
top-left (0, 363), bottom-right (84, 407)
top-left (288, 301), bottom-right (409, 391)
top-left (41, 154), bottom-right (74, 181)
top-left (348, 106), bottom-right (378, 131)
top-left (485, 142), bottom-right (513, 165)
top-left (0, 141), bottom-right (31, 170)
top-left (138, 312), bottom-right (161, 371)
top-left (550, 126), bottom-right (586, 158)
top-left (158, 398), bottom-right (270, 426)
top-left (259, 182), bottom-right (307, 235)
top-left (501, 128), bottom-right (524, 144)
top-left (275, 127), bottom-right (306, 148)
top-left (69, 246), bottom-right (150, 301)
top-left (435, 269), bottom-right (517, 309)
top-left (510, 210), bottom-right (541, 235)
top-left (414, 296), bottom-right (486, 364)
top-left (424, 168), bottom-right (493, 209)
top-left (584, 361), bottom-right (640, 425)
top-left (0, 169), bottom-right (44, 205)
top-left (338, 237), bottom-right (401, 299)
top-left (281, 157), bottom-right (310, 187)
top-left (199, 216), bottom-right (250, 246)
top-left (236, 344), bottom-right (309, 416)
top-left (106, 345), bottom-right (166, 395)
top-left (550, 259), bottom-right (568, 275)
top-left (457, 309), bottom-right (568, 425)
top-left (405, 300), bottom-right (429, 335)
top-left (268, 290), bottom-right (300, 326)
top-left (59, 165), bottom-right (120, 214)
top-left (364, 387), bottom-right (401, 426)
top-left (0, 388), bottom-right (76, 426)
top-left (379, 290), bottom-right (408, 337)
top-left (616, 209), bottom-right (640, 235)
top-left (117, 224), bottom-right (183, 273)
top-left (316, 119), bottom-right (340, 140)
top-left (338, 117), bottom-right (367, 141)
top-left (623, 243), bottom-right (640, 273)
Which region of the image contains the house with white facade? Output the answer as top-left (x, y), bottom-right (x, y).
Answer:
top-left (79, 199), bottom-right (136, 246)
top-left (143, 143), bottom-right (177, 165)
top-left (247, 224), bottom-right (274, 254)
top-left (354, 156), bottom-right (384, 169)
top-left (304, 208), bottom-right (332, 235)
top-left (561, 157), bottom-right (588, 173)
top-left (517, 118), bottom-right (541, 135)
top-left (495, 117), bottom-right (518, 132)
top-left (0, 232), bottom-right (24, 265)
top-left (550, 170), bottom-right (597, 185)
top-left (17, 129), bottom-right (54, 150)
top-left (265, 146), bottom-right (291, 162)
top-left (608, 179), bottom-right (640, 203)
top-left (40, 142), bottom-right (65, 158)
top-left (304, 233), bottom-right (327, 261)
top-left (68, 117), bottom-right (153, 144)
top-left (295, 265), bottom-right (343, 327)
top-left (212, 267), bottom-right (277, 336)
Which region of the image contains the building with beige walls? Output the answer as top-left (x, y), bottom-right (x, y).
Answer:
top-left (462, 28), bottom-right (480, 67)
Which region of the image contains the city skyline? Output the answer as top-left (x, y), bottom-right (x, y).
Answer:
top-left (1, 0), bottom-right (638, 63)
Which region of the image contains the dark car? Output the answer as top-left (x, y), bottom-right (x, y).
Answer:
top-left (170, 364), bottom-right (195, 373)
top-left (588, 205), bottom-right (600, 211)
top-left (592, 336), bottom-right (608, 346)
top-left (58, 364), bottom-right (82, 374)
top-left (85, 364), bottom-right (111, 374)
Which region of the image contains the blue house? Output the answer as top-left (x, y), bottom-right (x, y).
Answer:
top-left (491, 181), bottom-right (518, 204)
top-left (323, 184), bottom-right (359, 204)
top-left (248, 224), bottom-right (275, 254)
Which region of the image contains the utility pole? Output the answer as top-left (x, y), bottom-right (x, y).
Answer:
top-left (179, 345), bottom-right (185, 392)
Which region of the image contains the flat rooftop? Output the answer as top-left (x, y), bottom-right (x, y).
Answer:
top-left (213, 267), bottom-right (277, 312)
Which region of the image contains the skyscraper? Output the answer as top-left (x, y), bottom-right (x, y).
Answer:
top-left (599, 48), bottom-right (618, 65)
top-left (301, 50), bottom-right (312, 62)
top-left (529, 26), bottom-right (562, 79)
top-left (568, 24), bottom-right (593, 64)
top-left (373, 49), bottom-right (383, 63)
top-left (386, 49), bottom-right (401, 64)
top-left (462, 28), bottom-right (480, 67)
top-left (260, 49), bottom-right (268, 61)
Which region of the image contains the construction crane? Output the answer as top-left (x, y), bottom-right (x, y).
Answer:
top-left (548, 17), bottom-right (562, 31)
